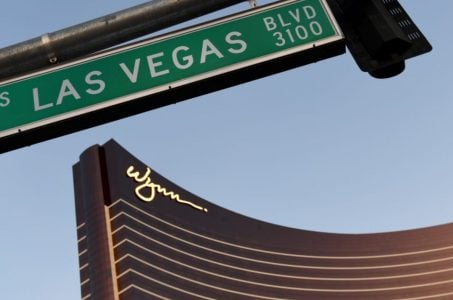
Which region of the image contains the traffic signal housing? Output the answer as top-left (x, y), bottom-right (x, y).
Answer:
top-left (327, 0), bottom-right (432, 78)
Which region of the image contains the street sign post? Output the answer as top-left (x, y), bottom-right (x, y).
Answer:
top-left (0, 0), bottom-right (344, 153)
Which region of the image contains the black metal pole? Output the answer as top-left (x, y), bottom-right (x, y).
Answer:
top-left (0, 0), bottom-right (246, 81)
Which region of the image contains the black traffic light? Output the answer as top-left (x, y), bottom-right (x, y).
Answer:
top-left (327, 0), bottom-right (432, 78)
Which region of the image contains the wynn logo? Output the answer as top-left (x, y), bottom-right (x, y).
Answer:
top-left (126, 165), bottom-right (208, 213)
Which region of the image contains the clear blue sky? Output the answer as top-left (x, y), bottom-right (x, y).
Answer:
top-left (1, 0), bottom-right (452, 299)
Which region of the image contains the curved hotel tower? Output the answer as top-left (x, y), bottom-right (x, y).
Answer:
top-left (74, 140), bottom-right (453, 299)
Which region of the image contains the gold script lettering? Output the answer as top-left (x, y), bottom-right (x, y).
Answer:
top-left (126, 166), bottom-right (208, 213)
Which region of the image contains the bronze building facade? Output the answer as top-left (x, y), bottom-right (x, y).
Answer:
top-left (74, 140), bottom-right (453, 299)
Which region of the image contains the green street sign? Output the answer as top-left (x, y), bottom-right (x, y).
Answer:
top-left (0, 0), bottom-right (344, 153)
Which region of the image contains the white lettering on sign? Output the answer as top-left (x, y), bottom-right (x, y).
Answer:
top-left (0, 91), bottom-right (10, 108)
top-left (120, 59), bottom-right (141, 83)
top-left (32, 72), bottom-right (107, 112)
top-left (263, 5), bottom-right (318, 31)
top-left (303, 5), bottom-right (317, 20)
top-left (56, 79), bottom-right (81, 105)
top-left (147, 52), bottom-right (170, 78)
top-left (200, 39), bottom-right (224, 64)
top-left (118, 31), bottom-right (248, 83)
top-left (173, 46), bottom-right (194, 70)
top-left (28, 30), bottom-right (249, 113)
top-left (289, 9), bottom-right (301, 23)
top-left (226, 31), bottom-right (248, 54)
top-left (263, 5), bottom-right (323, 47)
top-left (85, 71), bottom-right (106, 95)
top-left (33, 88), bottom-right (53, 111)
